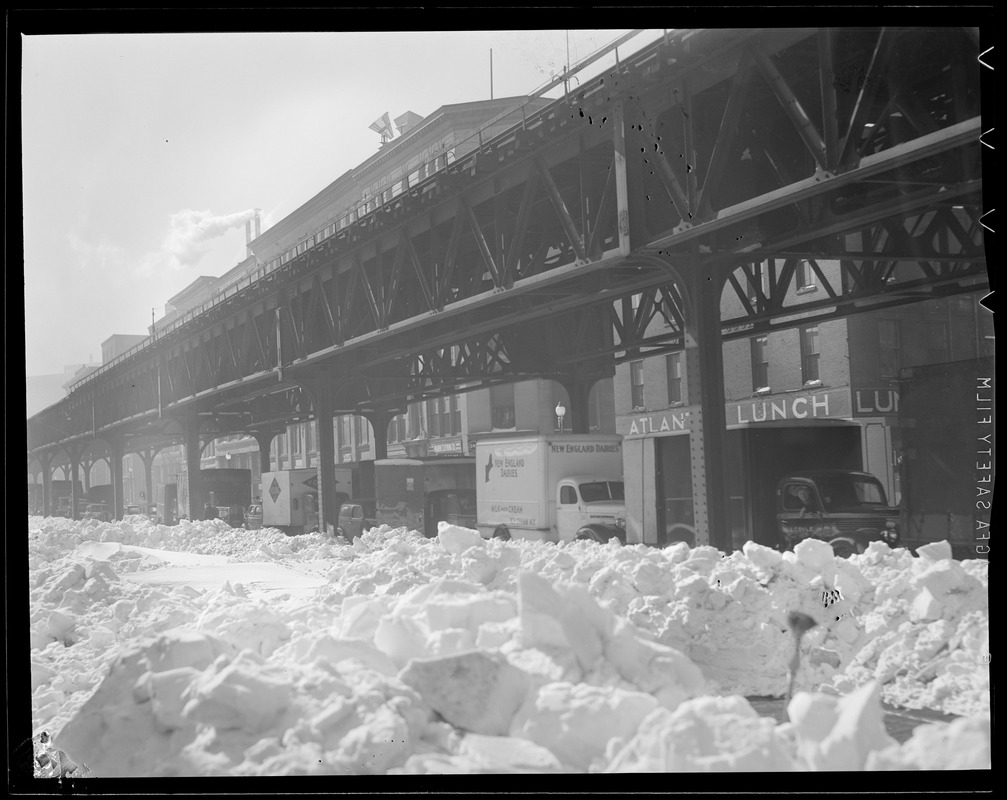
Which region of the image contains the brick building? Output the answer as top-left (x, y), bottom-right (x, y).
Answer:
top-left (615, 257), bottom-right (992, 549)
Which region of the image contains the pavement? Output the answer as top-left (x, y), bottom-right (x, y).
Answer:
top-left (746, 695), bottom-right (959, 745)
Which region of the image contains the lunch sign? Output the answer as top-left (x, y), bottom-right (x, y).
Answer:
top-left (618, 388), bottom-right (854, 438)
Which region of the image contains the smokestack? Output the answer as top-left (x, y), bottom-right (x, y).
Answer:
top-left (245, 218), bottom-right (252, 257)
top-left (254, 208), bottom-right (261, 238)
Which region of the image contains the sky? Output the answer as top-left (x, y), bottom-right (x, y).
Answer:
top-left (21, 29), bottom-right (667, 378)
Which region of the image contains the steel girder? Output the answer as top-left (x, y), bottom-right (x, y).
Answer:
top-left (28, 27), bottom-right (984, 459)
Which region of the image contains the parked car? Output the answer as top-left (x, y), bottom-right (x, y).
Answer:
top-left (125, 503), bottom-right (159, 521)
top-left (215, 505), bottom-right (246, 528)
top-left (777, 470), bottom-right (901, 557)
top-left (245, 503), bottom-right (263, 530)
top-left (82, 503), bottom-right (112, 522)
top-left (337, 502), bottom-right (372, 540)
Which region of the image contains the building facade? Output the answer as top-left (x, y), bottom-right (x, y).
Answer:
top-left (616, 256), bottom-right (993, 550)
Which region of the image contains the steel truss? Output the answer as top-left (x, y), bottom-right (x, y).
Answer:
top-left (29, 27), bottom-right (985, 468)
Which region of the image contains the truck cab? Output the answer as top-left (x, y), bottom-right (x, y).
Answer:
top-left (777, 470), bottom-right (900, 557)
top-left (556, 476), bottom-right (627, 543)
top-left (337, 502), bottom-right (373, 540)
top-left (82, 503), bottom-right (112, 522)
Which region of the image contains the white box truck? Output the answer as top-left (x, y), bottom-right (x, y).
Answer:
top-left (475, 434), bottom-right (627, 543)
top-left (261, 469), bottom-right (319, 534)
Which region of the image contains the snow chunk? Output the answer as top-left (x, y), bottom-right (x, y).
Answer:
top-left (399, 649), bottom-right (532, 735)
top-left (803, 681), bottom-right (897, 770)
top-left (514, 681), bottom-right (658, 771)
top-left (181, 650), bottom-right (292, 734)
top-left (866, 716), bottom-right (991, 770)
top-left (915, 540), bottom-right (953, 562)
top-left (398, 644), bottom-right (531, 733)
top-left (437, 521), bottom-right (485, 555)
top-left (742, 541), bottom-right (784, 570)
top-left (793, 537), bottom-right (835, 573)
top-left (606, 695), bottom-right (795, 772)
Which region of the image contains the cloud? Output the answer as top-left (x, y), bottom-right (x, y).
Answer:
top-left (67, 232), bottom-right (127, 273)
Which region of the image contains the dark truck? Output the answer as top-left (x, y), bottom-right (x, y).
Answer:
top-left (174, 468), bottom-right (253, 526)
top-left (777, 470), bottom-right (901, 557)
top-left (340, 457), bottom-right (476, 538)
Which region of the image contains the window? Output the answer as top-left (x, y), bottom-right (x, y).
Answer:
top-left (560, 485), bottom-right (578, 504)
top-left (630, 360), bottom-right (645, 409)
top-left (666, 353), bottom-right (682, 404)
top-left (355, 416), bottom-right (369, 445)
top-left (782, 483), bottom-right (818, 512)
top-left (879, 320), bottom-right (901, 379)
top-left (408, 403), bottom-right (422, 438)
top-left (338, 415), bottom-right (352, 449)
top-left (796, 260), bottom-right (815, 290)
top-left (490, 384), bottom-right (516, 429)
top-left (927, 321), bottom-right (949, 364)
top-left (306, 421), bottom-right (316, 453)
top-left (451, 395), bottom-right (462, 434)
top-left (290, 425), bottom-right (302, 454)
top-left (799, 326), bottom-right (820, 383)
top-left (439, 398), bottom-right (454, 436)
top-left (391, 414), bottom-right (406, 443)
top-left (751, 336), bottom-right (769, 390)
top-left (426, 399), bottom-right (441, 438)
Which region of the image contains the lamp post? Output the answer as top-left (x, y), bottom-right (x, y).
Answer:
top-left (555, 401), bottom-right (567, 434)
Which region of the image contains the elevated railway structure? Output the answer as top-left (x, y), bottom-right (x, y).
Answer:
top-left (28, 27), bottom-right (987, 548)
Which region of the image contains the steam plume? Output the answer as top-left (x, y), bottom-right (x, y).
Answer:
top-left (162, 208), bottom-right (257, 268)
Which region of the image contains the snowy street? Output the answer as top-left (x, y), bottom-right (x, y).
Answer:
top-left (27, 515), bottom-right (990, 775)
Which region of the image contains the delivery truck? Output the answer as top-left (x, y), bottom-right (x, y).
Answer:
top-left (261, 469), bottom-right (319, 534)
top-left (260, 467), bottom-right (356, 534)
top-left (48, 479), bottom-right (84, 516)
top-left (175, 468), bottom-right (253, 523)
top-left (370, 457), bottom-right (477, 537)
top-left (475, 434), bottom-right (627, 543)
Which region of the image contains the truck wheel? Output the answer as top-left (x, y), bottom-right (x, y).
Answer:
top-left (492, 525), bottom-right (511, 540)
top-left (576, 525), bottom-right (619, 543)
top-left (829, 537), bottom-right (865, 559)
top-left (663, 524), bottom-right (696, 548)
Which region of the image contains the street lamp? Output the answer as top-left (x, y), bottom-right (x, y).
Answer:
top-left (555, 401), bottom-right (567, 433)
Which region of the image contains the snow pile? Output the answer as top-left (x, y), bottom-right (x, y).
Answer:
top-left (27, 517), bottom-right (989, 774)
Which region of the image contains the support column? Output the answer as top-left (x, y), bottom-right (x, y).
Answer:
top-left (362, 410), bottom-right (393, 461)
top-left (138, 448), bottom-right (159, 512)
top-left (684, 260), bottom-right (731, 551)
top-left (109, 435), bottom-right (125, 521)
top-left (82, 457), bottom-right (91, 494)
top-left (184, 416), bottom-right (203, 520)
top-left (253, 427), bottom-right (277, 477)
top-left (41, 453), bottom-right (53, 517)
top-left (69, 446), bottom-right (82, 521)
top-left (559, 376), bottom-right (597, 435)
top-left (314, 380), bottom-right (337, 533)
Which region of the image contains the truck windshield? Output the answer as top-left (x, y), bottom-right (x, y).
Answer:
top-left (579, 481), bottom-right (625, 503)
top-left (814, 475), bottom-right (888, 511)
